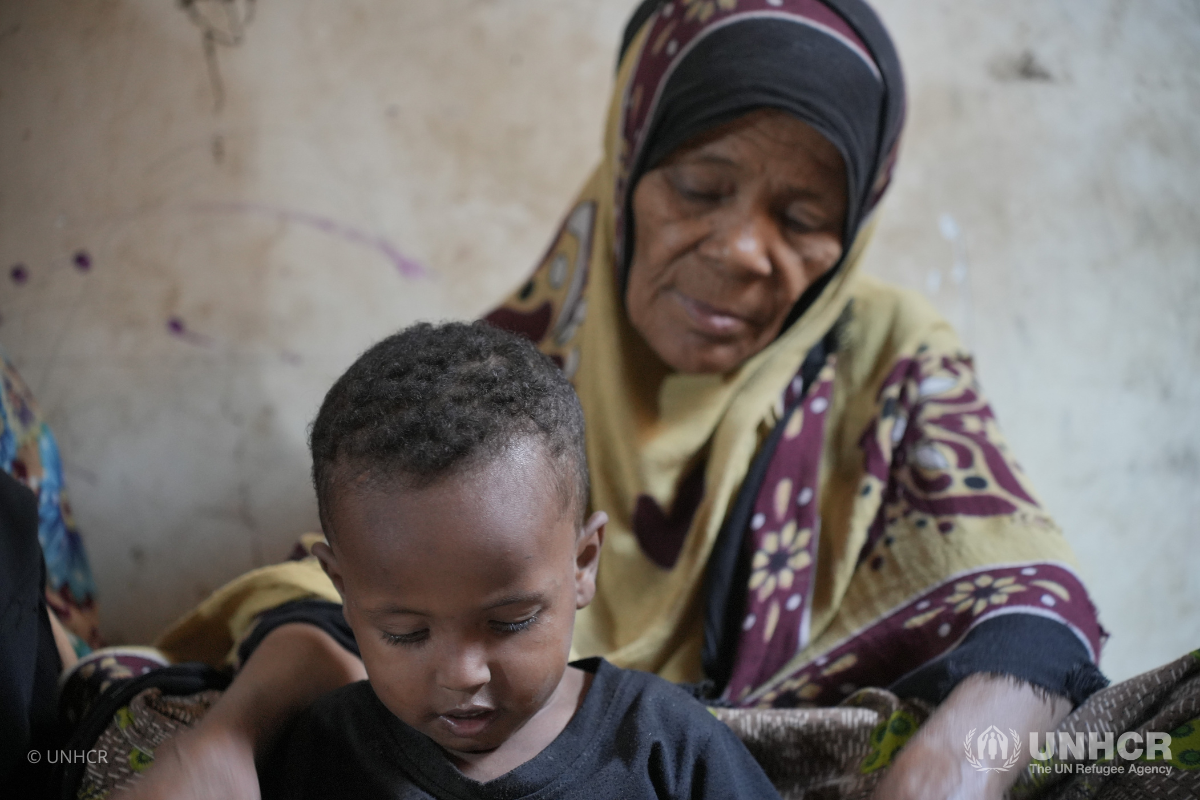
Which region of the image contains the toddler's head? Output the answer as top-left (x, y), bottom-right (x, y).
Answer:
top-left (308, 321), bottom-right (604, 759)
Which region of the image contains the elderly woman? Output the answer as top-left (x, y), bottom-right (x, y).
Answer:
top-left (483, 0), bottom-right (1106, 791)
top-left (108, 2), bottom-right (1121, 799)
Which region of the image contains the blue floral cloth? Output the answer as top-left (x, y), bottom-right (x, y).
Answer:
top-left (1, 349), bottom-right (100, 654)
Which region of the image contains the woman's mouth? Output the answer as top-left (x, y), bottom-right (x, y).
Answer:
top-left (672, 290), bottom-right (750, 337)
top-left (438, 706), bottom-right (498, 738)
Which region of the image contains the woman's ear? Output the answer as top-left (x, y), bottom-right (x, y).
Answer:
top-left (575, 511), bottom-right (608, 609)
top-left (311, 540), bottom-right (347, 601)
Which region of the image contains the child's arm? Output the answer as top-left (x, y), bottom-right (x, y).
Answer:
top-left (111, 623), bottom-right (366, 800)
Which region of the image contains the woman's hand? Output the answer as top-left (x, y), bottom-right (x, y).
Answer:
top-left (110, 622), bottom-right (366, 800)
top-left (871, 673), bottom-right (1071, 800)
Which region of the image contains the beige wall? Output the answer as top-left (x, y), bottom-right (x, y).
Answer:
top-left (1, 0), bottom-right (1196, 683)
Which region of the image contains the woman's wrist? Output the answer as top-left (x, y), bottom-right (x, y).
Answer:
top-left (873, 672), bottom-right (1070, 800)
top-left (878, 735), bottom-right (1003, 799)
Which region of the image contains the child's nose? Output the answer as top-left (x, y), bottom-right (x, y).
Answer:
top-left (437, 642), bottom-right (491, 693)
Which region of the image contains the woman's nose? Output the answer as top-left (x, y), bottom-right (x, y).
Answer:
top-left (436, 640), bottom-right (491, 694)
top-left (705, 207), bottom-right (774, 277)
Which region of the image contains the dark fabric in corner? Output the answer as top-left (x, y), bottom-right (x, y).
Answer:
top-left (0, 470), bottom-right (64, 796)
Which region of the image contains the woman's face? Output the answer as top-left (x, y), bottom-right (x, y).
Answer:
top-left (626, 110), bottom-right (848, 374)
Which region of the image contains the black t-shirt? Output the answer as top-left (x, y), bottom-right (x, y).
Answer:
top-left (261, 657), bottom-right (781, 800)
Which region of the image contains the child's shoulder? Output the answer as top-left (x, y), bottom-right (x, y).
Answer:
top-left (582, 658), bottom-right (727, 734)
top-left (272, 680), bottom-right (393, 771)
top-left (575, 659), bottom-right (781, 798)
top-left (262, 681), bottom-right (406, 799)
top-left (304, 679), bottom-right (382, 727)
top-left (273, 679), bottom-right (387, 761)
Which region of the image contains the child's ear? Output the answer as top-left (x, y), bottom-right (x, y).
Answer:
top-left (312, 540), bottom-right (347, 601)
top-left (574, 511), bottom-right (607, 609)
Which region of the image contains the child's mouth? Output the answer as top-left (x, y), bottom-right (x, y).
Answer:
top-left (438, 706), bottom-right (497, 738)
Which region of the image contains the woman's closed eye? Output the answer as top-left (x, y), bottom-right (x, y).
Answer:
top-left (677, 184), bottom-right (726, 204)
top-left (666, 169), bottom-right (733, 205)
top-left (782, 212), bottom-right (820, 234)
top-left (781, 201), bottom-right (835, 235)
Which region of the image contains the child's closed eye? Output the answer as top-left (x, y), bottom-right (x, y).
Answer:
top-left (382, 629), bottom-right (429, 647)
top-left (490, 615), bottom-right (537, 635)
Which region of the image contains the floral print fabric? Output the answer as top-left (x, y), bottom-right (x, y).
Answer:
top-left (1, 351), bottom-right (101, 653)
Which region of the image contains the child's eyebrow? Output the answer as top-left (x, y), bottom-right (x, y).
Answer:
top-left (362, 592), bottom-right (545, 617)
top-left (483, 592), bottom-right (545, 611)
top-left (363, 604), bottom-right (426, 617)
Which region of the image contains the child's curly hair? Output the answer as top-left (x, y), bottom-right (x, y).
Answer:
top-left (310, 321), bottom-right (588, 536)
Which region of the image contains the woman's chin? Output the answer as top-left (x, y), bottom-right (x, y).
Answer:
top-left (633, 301), bottom-right (760, 374)
top-left (660, 335), bottom-right (755, 375)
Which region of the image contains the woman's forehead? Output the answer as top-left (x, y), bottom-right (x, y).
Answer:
top-left (665, 110), bottom-right (845, 172)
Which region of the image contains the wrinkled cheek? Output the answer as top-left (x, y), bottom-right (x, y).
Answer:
top-left (656, 223), bottom-right (710, 278)
top-left (802, 237), bottom-right (843, 279)
top-left (635, 214), bottom-right (702, 278)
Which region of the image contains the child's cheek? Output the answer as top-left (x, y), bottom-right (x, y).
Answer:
top-left (370, 651), bottom-right (430, 726)
top-left (354, 635), bottom-right (424, 711)
top-left (505, 624), bottom-right (571, 707)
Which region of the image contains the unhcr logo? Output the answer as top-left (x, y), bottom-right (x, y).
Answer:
top-left (964, 727), bottom-right (1176, 776)
top-left (964, 726), bottom-right (1022, 772)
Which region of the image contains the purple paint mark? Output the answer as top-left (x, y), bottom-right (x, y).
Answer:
top-left (280, 349), bottom-right (303, 366)
top-left (166, 316), bottom-right (214, 347)
top-left (10, 264), bottom-right (28, 284)
top-left (73, 250), bottom-right (92, 271)
top-left (194, 202), bottom-right (427, 279)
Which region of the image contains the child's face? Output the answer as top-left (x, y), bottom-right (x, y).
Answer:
top-left (314, 441), bottom-right (604, 759)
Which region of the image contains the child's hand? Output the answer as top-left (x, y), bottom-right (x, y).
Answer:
top-left (109, 722), bottom-right (260, 800)
top-left (111, 623), bottom-right (365, 800)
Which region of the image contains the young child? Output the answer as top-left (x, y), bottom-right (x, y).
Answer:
top-left (261, 321), bottom-right (781, 799)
